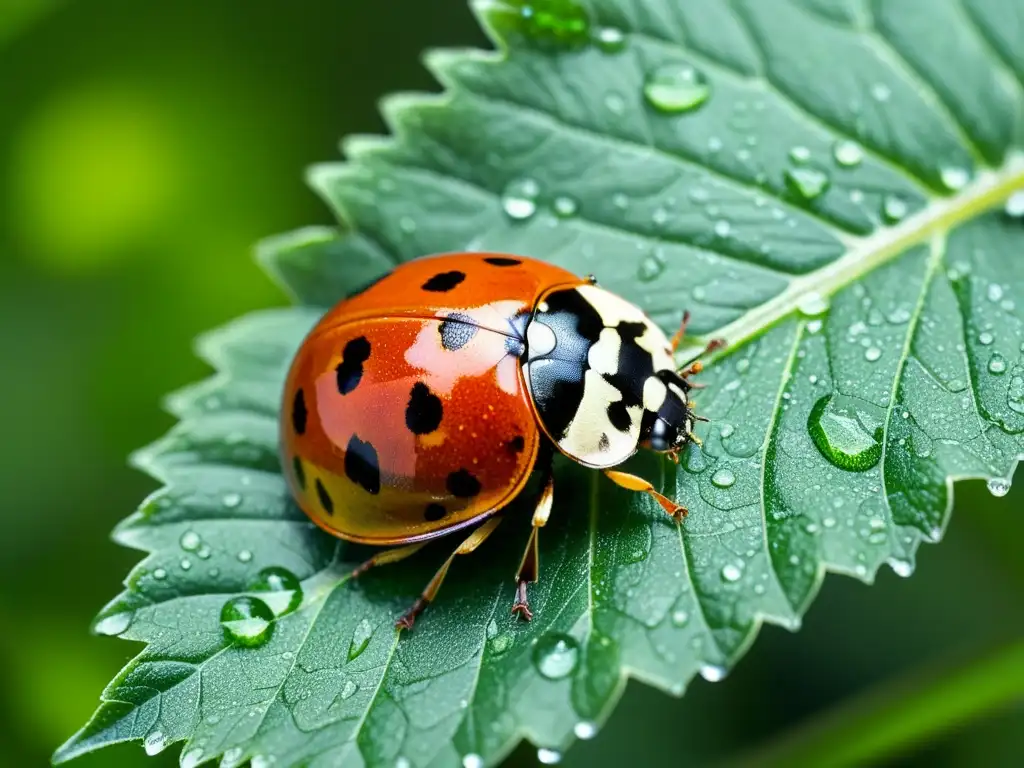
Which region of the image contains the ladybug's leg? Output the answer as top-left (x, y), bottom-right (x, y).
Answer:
top-left (350, 542), bottom-right (429, 579)
top-left (395, 516), bottom-right (504, 631)
top-left (603, 470), bottom-right (688, 522)
top-left (512, 469), bottom-right (555, 622)
top-left (678, 338), bottom-right (727, 377)
top-left (669, 310), bottom-right (692, 353)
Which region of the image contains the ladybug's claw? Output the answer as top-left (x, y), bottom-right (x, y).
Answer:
top-left (511, 580), bottom-right (533, 621)
top-left (395, 598), bottom-right (427, 631)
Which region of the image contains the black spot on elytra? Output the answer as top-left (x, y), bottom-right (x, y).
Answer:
top-left (483, 256), bottom-right (521, 267)
top-left (292, 456), bottom-right (306, 490)
top-left (439, 313), bottom-right (478, 351)
top-left (315, 478), bottom-right (334, 514)
top-left (422, 271), bottom-right (466, 292)
top-left (607, 400), bottom-right (633, 433)
top-left (345, 435), bottom-right (381, 495)
top-left (542, 288), bottom-right (604, 343)
top-left (506, 435), bottom-right (525, 454)
top-left (446, 468), bottom-right (481, 498)
top-left (424, 503), bottom-right (447, 522)
top-left (598, 433), bottom-right (611, 451)
top-left (616, 321), bottom-right (647, 342)
top-left (405, 382), bottom-right (443, 434)
top-left (336, 336), bottom-right (371, 395)
top-left (291, 389), bottom-right (308, 435)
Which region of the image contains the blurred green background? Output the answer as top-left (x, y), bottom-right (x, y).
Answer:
top-left (1, 2), bottom-right (1021, 767)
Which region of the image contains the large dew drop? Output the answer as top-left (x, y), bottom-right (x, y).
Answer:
top-left (807, 394), bottom-right (883, 472)
top-left (532, 633), bottom-right (580, 680)
top-left (501, 178), bottom-right (540, 221)
top-left (642, 62), bottom-right (710, 114)
top-left (784, 167), bottom-right (830, 201)
top-left (248, 566), bottom-right (303, 617)
top-left (220, 596), bottom-right (274, 648)
top-left (348, 618), bottom-right (374, 661)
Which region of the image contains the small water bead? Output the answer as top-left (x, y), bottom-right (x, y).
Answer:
top-left (197, 545), bottom-right (212, 560)
top-left (143, 731), bottom-right (169, 756)
top-left (153, 568), bottom-right (167, 580)
top-left (398, 217), bottom-right (416, 234)
top-left (94, 611), bottom-right (132, 636)
top-left (979, 332), bottom-right (995, 346)
top-left (870, 82), bottom-right (892, 102)
top-left (180, 531), bottom-right (201, 552)
top-left (532, 633), bottom-right (580, 680)
top-left (1006, 191), bottom-right (1024, 218)
top-left (707, 136), bottom-right (723, 153)
top-left (603, 92), bottom-right (626, 115)
top-left (888, 558), bottom-right (913, 578)
top-left (832, 140), bottom-right (863, 167)
top-left (181, 748), bottom-right (205, 768)
top-left (987, 477), bottom-right (1011, 497)
top-left (699, 664), bottom-right (727, 682)
top-left (638, 251), bottom-right (667, 282)
top-left (395, 757), bottom-right (412, 768)
top-left (537, 748), bottom-right (563, 765)
top-left (237, 549), bottom-right (253, 563)
top-left (713, 219), bottom-right (732, 237)
top-left (249, 566), bottom-right (303, 617)
top-left (222, 747), bottom-right (245, 766)
top-left (180, 558), bottom-right (192, 571)
top-left (711, 468), bottom-right (736, 488)
top-left (340, 680), bottom-right (359, 700)
top-left (223, 492), bottom-right (242, 508)
top-left (797, 291), bottom-right (830, 317)
top-left (220, 596), bottom-right (274, 647)
top-left (671, 610), bottom-right (689, 627)
top-left (719, 422), bottom-right (735, 438)
top-left (348, 618), bottom-right (374, 661)
top-left (721, 563), bottom-right (742, 582)
top-left (784, 167), bottom-right (830, 201)
top-left (552, 195), bottom-right (578, 218)
top-left (864, 347), bottom-right (882, 362)
top-left (643, 62), bottom-right (711, 114)
top-left (987, 283), bottom-right (1004, 302)
top-left (463, 754), bottom-right (484, 768)
top-left (882, 195), bottom-right (909, 223)
top-left (789, 145), bottom-right (811, 163)
top-left (989, 354), bottom-right (1007, 375)
top-left (940, 166), bottom-right (970, 191)
top-left (613, 192), bottom-right (629, 209)
top-left (502, 178), bottom-right (540, 220)
top-left (595, 25), bottom-right (626, 52)
top-left (849, 188), bottom-right (865, 204)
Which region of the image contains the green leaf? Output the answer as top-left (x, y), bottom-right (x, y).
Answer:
top-left (57, 1), bottom-right (1024, 766)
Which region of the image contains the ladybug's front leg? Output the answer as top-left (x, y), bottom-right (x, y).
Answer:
top-left (512, 467), bottom-right (555, 621)
top-left (603, 469), bottom-right (688, 522)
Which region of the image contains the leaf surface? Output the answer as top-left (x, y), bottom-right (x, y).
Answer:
top-left (57, 1), bottom-right (1024, 766)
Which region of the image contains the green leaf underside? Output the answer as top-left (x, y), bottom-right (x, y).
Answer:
top-left (58, 1), bottom-right (1024, 767)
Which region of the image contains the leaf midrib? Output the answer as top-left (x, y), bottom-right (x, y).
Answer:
top-left (679, 154), bottom-right (1024, 359)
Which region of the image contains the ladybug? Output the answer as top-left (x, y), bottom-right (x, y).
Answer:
top-left (280, 252), bottom-right (722, 629)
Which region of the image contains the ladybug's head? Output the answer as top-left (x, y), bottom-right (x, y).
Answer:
top-left (640, 370), bottom-right (697, 455)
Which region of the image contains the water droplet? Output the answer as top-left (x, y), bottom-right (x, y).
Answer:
top-left (989, 354), bottom-right (1007, 375)
top-left (574, 721), bottom-right (598, 740)
top-left (222, 747), bottom-right (245, 766)
top-left (1006, 191), bottom-right (1024, 218)
top-left (491, 632), bottom-right (513, 655)
top-left (789, 146), bottom-right (811, 163)
top-left (502, 178), bottom-right (539, 220)
top-left (719, 423), bottom-right (735, 438)
top-left (603, 91), bottom-right (626, 115)
top-left (864, 347), bottom-right (882, 362)
top-left (807, 393), bottom-right (883, 471)
top-left (711, 468), bottom-right (736, 488)
top-left (220, 596), bottom-right (274, 647)
top-left (784, 167), bottom-right (830, 200)
top-left (713, 219), bottom-right (731, 237)
top-left (940, 166), bottom-right (970, 191)
top-left (513, 0), bottom-right (591, 48)
top-left (987, 283), bottom-right (1004, 302)
top-left (721, 563), bottom-right (742, 582)
top-left (888, 558), bottom-right (913, 578)
top-left (832, 140), bottom-right (863, 167)
top-left (987, 477), bottom-right (1011, 497)
top-left (537, 748), bottom-right (562, 764)
top-left (237, 549), bottom-right (253, 563)
top-left (595, 26), bottom-right (626, 53)
top-left (197, 545), bottom-right (212, 560)
top-left (882, 195), bottom-right (908, 223)
top-left (979, 331), bottom-right (995, 346)
top-left (223, 492), bottom-right (242, 508)
top-left (181, 747), bottom-right (205, 768)
top-left (248, 566), bottom-right (303, 617)
top-left (348, 618), bottom-right (374, 661)
top-left (153, 568), bottom-right (167, 580)
top-left (340, 680), bottom-right (359, 700)
top-left (398, 216), bottom-right (416, 234)
top-left (94, 611), bottom-right (132, 636)
top-left (699, 663), bottom-right (727, 681)
top-left (671, 610), bottom-right (689, 627)
top-left (870, 82), bottom-right (891, 102)
top-left (143, 731), bottom-right (168, 756)
top-left (642, 62), bottom-right (710, 114)
top-left (395, 757), bottom-right (412, 768)
top-left (180, 531), bottom-right (201, 552)
top-left (180, 558), bottom-right (192, 571)
top-left (797, 291), bottom-right (830, 317)
top-left (553, 195), bottom-right (578, 218)
top-left (638, 249), bottom-right (667, 282)
top-left (532, 633), bottom-right (580, 680)
top-left (463, 754), bottom-right (484, 768)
